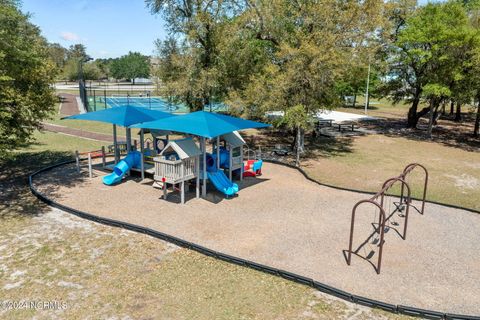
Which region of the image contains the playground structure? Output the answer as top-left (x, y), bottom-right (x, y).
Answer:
top-left (66, 107), bottom-right (270, 203)
top-left (73, 130), bottom-right (257, 203)
top-left (400, 163), bottom-right (428, 215)
top-left (243, 159), bottom-right (263, 177)
top-left (128, 111), bottom-right (268, 201)
top-left (153, 138), bottom-right (202, 204)
top-left (103, 151), bottom-right (142, 185)
top-left (75, 148), bottom-right (107, 178)
top-left (109, 132), bottom-right (246, 201)
top-left (211, 131), bottom-right (245, 181)
top-left (347, 163), bottom-right (428, 274)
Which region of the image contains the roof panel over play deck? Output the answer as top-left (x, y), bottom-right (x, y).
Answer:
top-left (65, 105), bottom-right (175, 127)
top-left (130, 111), bottom-right (271, 138)
top-left (161, 138), bottom-right (202, 160)
top-left (222, 131), bottom-right (245, 147)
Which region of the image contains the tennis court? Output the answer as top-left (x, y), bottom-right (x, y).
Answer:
top-left (88, 95), bottom-right (228, 114)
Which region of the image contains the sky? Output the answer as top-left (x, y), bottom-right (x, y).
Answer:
top-left (20, 0), bottom-right (433, 60)
top-left (20, 0), bottom-right (168, 59)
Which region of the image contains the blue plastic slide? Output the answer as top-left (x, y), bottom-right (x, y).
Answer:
top-left (205, 153), bottom-right (239, 196)
top-left (211, 147), bottom-right (230, 167)
top-left (207, 170), bottom-right (239, 196)
top-left (103, 151), bottom-right (141, 186)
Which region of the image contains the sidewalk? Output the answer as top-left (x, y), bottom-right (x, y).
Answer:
top-left (42, 123), bottom-right (114, 142)
top-left (42, 123), bottom-right (140, 146)
top-left (58, 93), bottom-right (81, 116)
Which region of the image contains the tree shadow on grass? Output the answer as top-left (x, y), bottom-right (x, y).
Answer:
top-left (306, 136), bottom-right (354, 159)
top-left (244, 129), bottom-right (293, 148)
top-left (342, 104), bottom-right (380, 111)
top-left (243, 129), bottom-right (355, 164)
top-left (0, 150), bottom-right (87, 220)
top-left (360, 115), bottom-right (480, 152)
top-left (250, 110), bottom-right (479, 156)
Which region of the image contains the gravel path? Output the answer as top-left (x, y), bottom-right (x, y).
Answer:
top-left (34, 162), bottom-right (480, 315)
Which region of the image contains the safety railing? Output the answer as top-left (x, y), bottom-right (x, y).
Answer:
top-left (75, 147), bottom-right (108, 178)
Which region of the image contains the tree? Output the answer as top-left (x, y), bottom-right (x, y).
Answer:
top-left (384, 1), bottom-right (474, 128)
top-left (47, 42), bottom-right (68, 69)
top-left (57, 43), bottom-right (94, 82)
top-left (284, 105), bottom-right (311, 166)
top-left (422, 84), bottom-right (451, 138)
top-left (94, 58), bottom-right (113, 79)
top-left (153, 37), bottom-right (191, 106)
top-left (109, 58), bottom-right (122, 80)
top-left (82, 62), bottom-right (101, 80)
top-left (336, 65), bottom-right (376, 108)
top-left (461, 0), bottom-right (480, 137)
top-left (62, 59), bottom-right (80, 81)
top-left (224, 0), bottom-right (386, 161)
top-left (473, 40), bottom-right (480, 137)
top-left (475, 98), bottom-right (480, 137)
top-left (67, 43), bottom-right (89, 61)
top-left (239, 36), bottom-right (341, 154)
top-left (110, 52), bottom-right (150, 84)
top-left (147, 0), bottom-right (233, 110)
top-left (0, 0), bottom-right (57, 156)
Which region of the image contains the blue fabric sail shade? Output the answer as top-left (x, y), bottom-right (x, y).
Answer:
top-left (64, 105), bottom-right (175, 127)
top-left (130, 111), bottom-right (271, 138)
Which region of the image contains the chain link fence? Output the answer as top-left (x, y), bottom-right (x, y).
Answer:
top-left (81, 86), bottom-right (228, 114)
top-left (78, 80), bottom-right (89, 111)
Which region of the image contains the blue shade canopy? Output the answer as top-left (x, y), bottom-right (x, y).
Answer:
top-left (131, 111), bottom-right (271, 138)
top-left (64, 106), bottom-right (175, 127)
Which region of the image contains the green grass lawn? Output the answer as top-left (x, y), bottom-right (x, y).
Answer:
top-left (337, 97), bottom-right (413, 118)
top-left (304, 135), bottom-right (480, 211)
top-left (25, 131), bottom-right (103, 153)
top-left (244, 124), bottom-right (480, 212)
top-left (47, 111), bottom-right (128, 137)
top-left (0, 131), bottom-right (413, 319)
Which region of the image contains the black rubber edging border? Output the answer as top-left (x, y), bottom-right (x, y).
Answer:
top-left (28, 160), bottom-right (480, 320)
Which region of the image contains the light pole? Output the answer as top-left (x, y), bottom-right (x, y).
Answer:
top-left (364, 63), bottom-right (371, 115)
top-left (78, 57), bottom-right (93, 111)
top-left (78, 56), bottom-right (93, 82)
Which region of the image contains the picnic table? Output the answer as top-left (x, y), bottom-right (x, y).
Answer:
top-left (272, 144), bottom-right (290, 156)
top-left (316, 119), bottom-right (334, 128)
top-left (336, 123), bottom-right (355, 132)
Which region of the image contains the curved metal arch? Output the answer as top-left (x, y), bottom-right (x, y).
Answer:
top-left (381, 177), bottom-right (411, 240)
top-left (347, 199), bottom-right (386, 274)
top-left (401, 163), bottom-right (428, 215)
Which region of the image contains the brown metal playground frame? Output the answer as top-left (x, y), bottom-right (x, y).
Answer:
top-left (401, 163), bottom-right (429, 215)
top-left (347, 163), bottom-right (428, 274)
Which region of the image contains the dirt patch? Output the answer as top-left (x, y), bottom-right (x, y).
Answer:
top-left (0, 207), bottom-right (415, 319)
top-left (445, 173), bottom-right (479, 191)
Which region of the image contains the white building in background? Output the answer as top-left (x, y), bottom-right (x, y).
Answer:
top-left (132, 78), bottom-right (152, 84)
